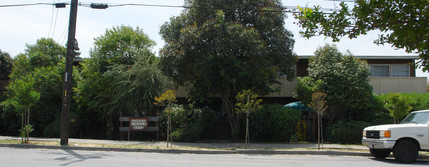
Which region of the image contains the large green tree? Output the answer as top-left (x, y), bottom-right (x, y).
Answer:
top-left (74, 25), bottom-right (166, 139)
top-left (2, 38), bottom-right (66, 137)
top-left (9, 38), bottom-right (66, 80)
top-left (160, 0), bottom-right (296, 137)
top-left (295, 44), bottom-right (374, 123)
top-left (0, 49), bottom-right (13, 102)
top-left (294, 0), bottom-right (429, 70)
top-left (0, 49), bottom-right (13, 81)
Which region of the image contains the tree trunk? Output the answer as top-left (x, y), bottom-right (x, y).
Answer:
top-left (317, 115), bottom-right (320, 150)
top-left (26, 105), bottom-right (30, 143)
top-left (167, 114), bottom-right (171, 147)
top-left (221, 96), bottom-right (239, 138)
top-left (245, 112), bottom-right (249, 149)
top-left (21, 110), bottom-right (24, 144)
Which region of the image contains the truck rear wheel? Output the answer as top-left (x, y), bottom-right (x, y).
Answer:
top-left (393, 140), bottom-right (418, 163)
top-left (370, 148), bottom-right (391, 159)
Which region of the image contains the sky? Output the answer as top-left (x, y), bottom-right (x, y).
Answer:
top-left (1, 0), bottom-right (427, 77)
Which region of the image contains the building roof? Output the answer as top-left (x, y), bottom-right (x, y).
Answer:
top-left (298, 55), bottom-right (420, 60)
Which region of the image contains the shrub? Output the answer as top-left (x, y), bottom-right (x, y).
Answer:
top-left (326, 120), bottom-right (371, 144)
top-left (43, 113), bottom-right (80, 138)
top-left (160, 106), bottom-right (218, 142)
top-left (378, 93), bottom-right (429, 113)
top-left (248, 104), bottom-right (301, 142)
top-left (370, 110), bottom-right (394, 125)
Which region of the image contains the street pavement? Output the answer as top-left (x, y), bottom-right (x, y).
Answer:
top-left (2, 136), bottom-right (428, 166)
top-left (0, 136), bottom-right (371, 156)
top-left (3, 147), bottom-right (429, 167)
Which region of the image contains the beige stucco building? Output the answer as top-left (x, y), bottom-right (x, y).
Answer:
top-left (177, 55), bottom-right (427, 103)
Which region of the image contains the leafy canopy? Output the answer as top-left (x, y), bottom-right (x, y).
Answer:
top-left (2, 75), bottom-right (40, 111)
top-left (308, 92), bottom-right (328, 117)
top-left (10, 38), bottom-right (66, 80)
top-left (235, 89), bottom-right (262, 114)
top-left (384, 93), bottom-right (412, 121)
top-left (90, 25), bottom-right (156, 73)
top-left (154, 90), bottom-right (177, 106)
top-left (2, 38), bottom-right (66, 136)
top-left (108, 58), bottom-right (170, 115)
top-left (160, 0), bottom-right (297, 101)
top-left (295, 44), bottom-right (374, 120)
top-left (160, 0), bottom-right (296, 137)
top-left (294, 0), bottom-right (429, 70)
top-left (0, 49), bottom-right (13, 80)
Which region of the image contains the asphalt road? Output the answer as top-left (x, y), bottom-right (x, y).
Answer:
top-left (1, 147), bottom-right (428, 167)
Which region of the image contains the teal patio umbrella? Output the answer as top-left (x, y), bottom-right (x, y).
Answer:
top-left (284, 101), bottom-right (312, 111)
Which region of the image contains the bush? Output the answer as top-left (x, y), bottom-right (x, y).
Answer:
top-left (326, 120), bottom-right (371, 144)
top-left (160, 106), bottom-right (218, 142)
top-left (378, 93), bottom-right (429, 112)
top-left (247, 104), bottom-right (301, 142)
top-left (370, 110), bottom-right (394, 125)
top-left (43, 112), bottom-right (80, 138)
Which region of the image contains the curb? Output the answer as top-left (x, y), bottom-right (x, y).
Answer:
top-left (0, 143), bottom-right (370, 156)
top-left (236, 149), bottom-right (371, 157)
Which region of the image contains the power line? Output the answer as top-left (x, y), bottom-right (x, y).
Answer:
top-left (104, 3), bottom-right (187, 9)
top-left (48, 1), bottom-right (56, 38)
top-left (0, 3), bottom-right (53, 8)
top-left (0, 2), bottom-right (338, 14)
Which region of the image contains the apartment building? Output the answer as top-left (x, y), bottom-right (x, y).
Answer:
top-left (177, 55), bottom-right (427, 103)
top-left (265, 55), bottom-right (427, 100)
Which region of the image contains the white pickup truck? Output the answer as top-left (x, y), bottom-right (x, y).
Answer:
top-left (362, 110), bottom-right (429, 163)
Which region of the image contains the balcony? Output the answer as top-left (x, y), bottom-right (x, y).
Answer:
top-left (265, 77), bottom-right (427, 97)
top-left (369, 77), bottom-right (427, 94)
top-left (177, 77), bottom-right (427, 98)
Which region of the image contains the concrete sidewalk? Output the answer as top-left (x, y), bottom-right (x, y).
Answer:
top-left (0, 136), bottom-right (371, 156)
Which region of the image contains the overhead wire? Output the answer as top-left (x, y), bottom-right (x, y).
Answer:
top-left (0, 3), bottom-right (52, 8)
top-left (0, 2), bottom-right (341, 14)
top-left (58, 24), bottom-right (69, 45)
top-left (48, 0), bottom-right (56, 38)
top-left (52, 6), bottom-right (60, 38)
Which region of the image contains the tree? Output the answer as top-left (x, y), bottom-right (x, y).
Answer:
top-left (2, 38), bottom-right (65, 137)
top-left (24, 38), bottom-right (66, 70)
top-left (90, 25), bottom-right (155, 73)
top-left (385, 93), bottom-right (412, 124)
top-left (308, 92), bottom-right (327, 150)
top-left (2, 75), bottom-right (40, 143)
top-left (295, 44), bottom-right (374, 123)
top-left (74, 25), bottom-right (158, 139)
top-left (0, 49), bottom-right (13, 80)
top-left (235, 89), bottom-right (262, 149)
top-left (154, 89), bottom-right (178, 147)
top-left (9, 38), bottom-right (66, 81)
top-left (294, 0), bottom-right (429, 70)
top-left (107, 57), bottom-right (171, 116)
top-left (160, 0), bottom-right (296, 137)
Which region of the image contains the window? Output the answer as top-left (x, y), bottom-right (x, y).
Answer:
top-left (371, 65), bottom-right (389, 77)
top-left (370, 64), bottom-right (410, 77)
top-left (391, 65), bottom-right (410, 77)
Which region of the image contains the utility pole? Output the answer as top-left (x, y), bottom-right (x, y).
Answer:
top-left (60, 0), bottom-right (78, 146)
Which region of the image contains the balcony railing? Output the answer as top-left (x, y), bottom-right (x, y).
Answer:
top-left (369, 77), bottom-right (427, 94)
top-left (264, 77), bottom-right (427, 97)
top-left (176, 77), bottom-right (427, 98)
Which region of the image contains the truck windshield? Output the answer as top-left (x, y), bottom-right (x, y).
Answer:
top-left (401, 112), bottom-right (429, 124)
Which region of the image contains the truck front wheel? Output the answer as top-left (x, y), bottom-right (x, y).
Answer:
top-left (370, 148), bottom-right (391, 159)
top-left (393, 140), bottom-right (418, 163)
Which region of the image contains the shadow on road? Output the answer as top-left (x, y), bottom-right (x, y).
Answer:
top-left (55, 149), bottom-right (106, 166)
top-left (370, 157), bottom-right (429, 166)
